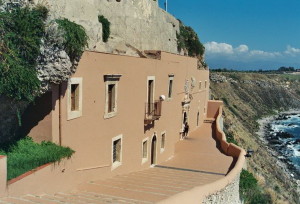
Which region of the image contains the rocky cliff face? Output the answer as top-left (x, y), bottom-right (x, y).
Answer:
top-left (36, 0), bottom-right (179, 55)
top-left (210, 72), bottom-right (300, 203)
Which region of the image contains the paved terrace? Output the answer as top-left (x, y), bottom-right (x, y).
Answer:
top-left (0, 123), bottom-right (234, 204)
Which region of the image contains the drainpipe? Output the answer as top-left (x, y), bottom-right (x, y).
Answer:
top-left (59, 84), bottom-right (62, 146)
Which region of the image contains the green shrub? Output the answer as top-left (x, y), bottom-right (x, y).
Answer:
top-left (176, 21), bottom-right (205, 57)
top-left (98, 15), bottom-right (110, 42)
top-left (56, 18), bottom-right (88, 62)
top-left (0, 6), bottom-right (48, 101)
top-left (240, 169), bottom-right (272, 204)
top-left (225, 131), bottom-right (238, 145)
top-left (0, 137), bottom-right (74, 180)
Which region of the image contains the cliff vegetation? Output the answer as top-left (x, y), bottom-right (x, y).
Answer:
top-left (210, 72), bottom-right (300, 203)
top-left (0, 2), bottom-right (88, 145)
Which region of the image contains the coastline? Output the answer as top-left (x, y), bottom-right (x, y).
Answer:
top-left (256, 110), bottom-right (300, 193)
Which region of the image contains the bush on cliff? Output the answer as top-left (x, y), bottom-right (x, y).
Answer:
top-left (176, 21), bottom-right (205, 57)
top-left (98, 15), bottom-right (110, 43)
top-left (0, 6), bottom-right (48, 101)
top-left (56, 18), bottom-right (89, 63)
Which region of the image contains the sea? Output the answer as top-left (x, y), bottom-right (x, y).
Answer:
top-left (269, 113), bottom-right (300, 173)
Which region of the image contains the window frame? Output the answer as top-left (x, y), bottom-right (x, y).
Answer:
top-left (160, 131), bottom-right (166, 153)
top-left (67, 77), bottom-right (83, 120)
top-left (146, 76), bottom-right (155, 105)
top-left (111, 134), bottom-right (123, 170)
top-left (104, 75), bottom-right (121, 119)
top-left (167, 74), bottom-right (174, 100)
top-left (141, 137), bottom-right (149, 164)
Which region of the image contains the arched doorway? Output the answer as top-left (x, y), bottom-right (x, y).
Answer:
top-left (151, 136), bottom-right (157, 165)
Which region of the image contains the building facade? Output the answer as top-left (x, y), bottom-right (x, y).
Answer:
top-left (21, 51), bottom-right (210, 178)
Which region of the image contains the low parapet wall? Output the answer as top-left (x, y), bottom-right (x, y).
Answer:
top-left (0, 156), bottom-right (7, 197)
top-left (158, 100), bottom-right (246, 204)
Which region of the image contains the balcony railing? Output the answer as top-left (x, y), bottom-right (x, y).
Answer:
top-left (145, 100), bottom-right (162, 123)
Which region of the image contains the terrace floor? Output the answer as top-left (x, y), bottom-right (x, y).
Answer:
top-left (0, 123), bottom-right (234, 204)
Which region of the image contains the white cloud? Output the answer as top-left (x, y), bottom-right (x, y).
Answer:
top-left (204, 41), bottom-right (233, 54)
top-left (285, 45), bottom-right (300, 56)
top-left (205, 41), bottom-right (280, 58)
top-left (235, 44), bottom-right (249, 53)
top-left (204, 42), bottom-right (300, 69)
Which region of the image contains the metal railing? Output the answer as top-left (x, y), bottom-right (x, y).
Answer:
top-left (145, 100), bottom-right (162, 122)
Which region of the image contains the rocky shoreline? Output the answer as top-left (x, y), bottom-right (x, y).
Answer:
top-left (257, 110), bottom-right (300, 191)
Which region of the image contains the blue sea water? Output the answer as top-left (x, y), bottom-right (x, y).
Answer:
top-left (270, 113), bottom-right (300, 172)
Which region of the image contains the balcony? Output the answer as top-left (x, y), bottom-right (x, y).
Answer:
top-left (144, 100), bottom-right (162, 123)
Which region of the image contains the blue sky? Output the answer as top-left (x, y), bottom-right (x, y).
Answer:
top-left (158, 0), bottom-right (300, 70)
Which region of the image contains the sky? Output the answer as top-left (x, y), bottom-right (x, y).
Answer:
top-left (158, 0), bottom-right (300, 70)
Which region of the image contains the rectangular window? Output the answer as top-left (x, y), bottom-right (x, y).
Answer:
top-left (142, 140), bottom-right (148, 159)
top-left (168, 75), bottom-right (174, 99)
top-left (205, 80), bottom-right (207, 89)
top-left (161, 133), bottom-right (165, 150)
top-left (199, 81), bottom-right (202, 90)
top-left (108, 84), bottom-right (115, 113)
top-left (148, 80), bottom-right (154, 104)
top-left (168, 80), bottom-right (173, 98)
top-left (104, 75), bottom-right (121, 119)
top-left (67, 77), bottom-right (82, 120)
top-left (113, 138), bottom-right (121, 163)
top-left (147, 76), bottom-right (155, 114)
top-left (71, 84), bottom-right (79, 111)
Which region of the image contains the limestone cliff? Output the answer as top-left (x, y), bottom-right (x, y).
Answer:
top-left (35, 0), bottom-right (179, 55)
top-left (210, 72), bottom-right (300, 203)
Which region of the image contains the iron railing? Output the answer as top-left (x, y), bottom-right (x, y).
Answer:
top-left (145, 100), bottom-right (162, 122)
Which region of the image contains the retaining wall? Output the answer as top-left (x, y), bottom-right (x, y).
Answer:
top-left (158, 100), bottom-right (246, 204)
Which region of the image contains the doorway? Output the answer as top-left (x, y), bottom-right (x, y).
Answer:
top-left (151, 136), bottom-right (157, 165)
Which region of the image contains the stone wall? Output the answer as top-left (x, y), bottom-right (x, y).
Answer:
top-left (36, 0), bottom-right (179, 56)
top-left (203, 174), bottom-right (241, 204)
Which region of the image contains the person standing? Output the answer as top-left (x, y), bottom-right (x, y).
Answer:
top-left (183, 122), bottom-right (189, 138)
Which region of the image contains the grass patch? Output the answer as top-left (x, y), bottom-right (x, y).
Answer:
top-left (0, 137), bottom-right (74, 180)
top-left (240, 169), bottom-right (272, 204)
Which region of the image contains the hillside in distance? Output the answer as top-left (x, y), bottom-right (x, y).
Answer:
top-left (210, 72), bottom-right (300, 203)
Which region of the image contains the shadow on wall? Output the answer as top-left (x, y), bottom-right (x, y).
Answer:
top-left (17, 84), bottom-right (67, 143)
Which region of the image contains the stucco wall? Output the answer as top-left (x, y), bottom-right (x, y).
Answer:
top-left (203, 174), bottom-right (241, 204)
top-left (0, 156), bottom-right (6, 197)
top-left (2, 51), bottom-right (210, 196)
top-left (35, 0), bottom-right (179, 55)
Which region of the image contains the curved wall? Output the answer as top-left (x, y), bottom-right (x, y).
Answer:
top-left (158, 100), bottom-right (246, 204)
